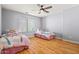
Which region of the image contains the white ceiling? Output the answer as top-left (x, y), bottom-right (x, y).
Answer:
top-left (2, 4), bottom-right (79, 17)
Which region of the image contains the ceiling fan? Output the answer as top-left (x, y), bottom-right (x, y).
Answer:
top-left (37, 4), bottom-right (52, 14)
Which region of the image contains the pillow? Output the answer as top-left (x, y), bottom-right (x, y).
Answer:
top-left (36, 29), bottom-right (41, 34)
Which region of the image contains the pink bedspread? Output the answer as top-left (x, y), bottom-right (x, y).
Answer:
top-left (34, 33), bottom-right (56, 40)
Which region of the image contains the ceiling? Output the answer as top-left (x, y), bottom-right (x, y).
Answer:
top-left (2, 4), bottom-right (79, 17)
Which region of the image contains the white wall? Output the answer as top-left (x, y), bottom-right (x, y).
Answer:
top-left (63, 6), bottom-right (79, 42)
top-left (42, 6), bottom-right (79, 42)
top-left (42, 12), bottom-right (63, 37)
top-left (2, 8), bottom-right (41, 34)
top-left (2, 8), bottom-right (26, 33)
top-left (0, 5), bottom-right (1, 35)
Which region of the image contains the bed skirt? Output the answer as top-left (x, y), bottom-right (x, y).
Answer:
top-left (1, 45), bottom-right (29, 54)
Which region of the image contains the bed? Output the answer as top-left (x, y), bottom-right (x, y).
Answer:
top-left (0, 30), bottom-right (30, 54)
top-left (34, 29), bottom-right (56, 40)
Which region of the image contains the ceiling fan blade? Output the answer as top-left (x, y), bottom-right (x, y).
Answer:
top-left (43, 9), bottom-right (49, 13)
top-left (44, 6), bottom-right (52, 9)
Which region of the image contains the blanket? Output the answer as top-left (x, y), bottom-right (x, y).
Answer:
top-left (0, 34), bottom-right (30, 53)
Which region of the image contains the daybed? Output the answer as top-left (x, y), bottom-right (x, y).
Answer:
top-left (0, 30), bottom-right (30, 54)
top-left (34, 29), bottom-right (56, 40)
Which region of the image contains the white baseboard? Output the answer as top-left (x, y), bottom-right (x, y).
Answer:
top-left (62, 39), bottom-right (79, 44)
top-left (56, 37), bottom-right (79, 44)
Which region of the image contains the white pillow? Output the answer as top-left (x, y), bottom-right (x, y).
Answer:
top-left (36, 29), bottom-right (41, 34)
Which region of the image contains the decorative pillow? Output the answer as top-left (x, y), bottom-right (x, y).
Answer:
top-left (36, 29), bottom-right (41, 34)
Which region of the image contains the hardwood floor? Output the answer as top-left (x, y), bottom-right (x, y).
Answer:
top-left (17, 37), bottom-right (79, 54)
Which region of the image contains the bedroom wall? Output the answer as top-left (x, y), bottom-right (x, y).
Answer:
top-left (0, 5), bottom-right (1, 35)
top-left (2, 8), bottom-right (41, 34)
top-left (42, 12), bottom-right (63, 37)
top-left (63, 6), bottom-right (79, 42)
top-left (42, 6), bottom-right (79, 43)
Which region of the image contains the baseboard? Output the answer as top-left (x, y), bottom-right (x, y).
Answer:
top-left (56, 37), bottom-right (79, 44)
top-left (62, 39), bottom-right (79, 44)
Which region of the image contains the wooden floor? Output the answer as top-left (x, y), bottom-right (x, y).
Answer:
top-left (18, 37), bottom-right (79, 54)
